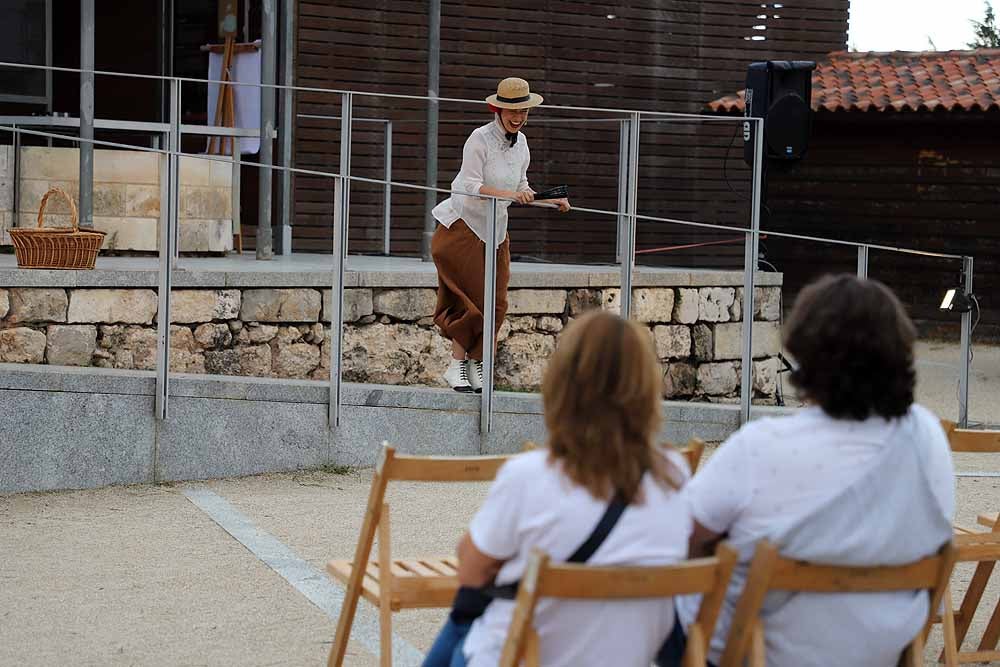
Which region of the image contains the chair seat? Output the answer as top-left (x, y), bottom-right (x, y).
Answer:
top-left (328, 556), bottom-right (461, 611)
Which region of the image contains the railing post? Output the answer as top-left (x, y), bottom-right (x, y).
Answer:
top-left (481, 198), bottom-right (499, 438)
top-left (383, 120), bottom-right (392, 256)
top-left (620, 111), bottom-right (640, 319)
top-left (857, 245), bottom-right (869, 279)
top-left (740, 117), bottom-right (764, 425)
top-left (328, 175), bottom-right (347, 428)
top-left (155, 78), bottom-right (181, 421)
top-left (170, 82), bottom-right (182, 260)
top-left (616, 118), bottom-right (628, 264)
top-left (340, 92), bottom-right (352, 260)
top-left (959, 255), bottom-right (974, 427)
top-left (232, 147), bottom-right (241, 254)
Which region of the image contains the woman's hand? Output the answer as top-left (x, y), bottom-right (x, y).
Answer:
top-left (512, 189), bottom-right (535, 205)
top-left (553, 197), bottom-right (571, 213)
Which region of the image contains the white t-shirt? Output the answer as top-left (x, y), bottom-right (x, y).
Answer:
top-left (678, 404), bottom-right (955, 667)
top-left (463, 449), bottom-right (692, 667)
top-left (432, 119), bottom-right (530, 249)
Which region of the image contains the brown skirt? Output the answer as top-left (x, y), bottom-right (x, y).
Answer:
top-left (431, 219), bottom-right (511, 361)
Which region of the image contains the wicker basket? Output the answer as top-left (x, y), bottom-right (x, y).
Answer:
top-left (10, 188), bottom-right (106, 270)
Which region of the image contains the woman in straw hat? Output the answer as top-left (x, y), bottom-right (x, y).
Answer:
top-left (431, 77), bottom-right (571, 393)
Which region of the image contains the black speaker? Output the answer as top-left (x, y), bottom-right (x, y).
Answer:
top-left (743, 60), bottom-right (816, 165)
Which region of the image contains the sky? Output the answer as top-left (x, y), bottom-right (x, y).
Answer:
top-left (849, 0), bottom-right (996, 51)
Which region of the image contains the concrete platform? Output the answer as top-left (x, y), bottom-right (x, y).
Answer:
top-left (0, 251), bottom-right (782, 288)
top-left (0, 362), bottom-right (779, 494)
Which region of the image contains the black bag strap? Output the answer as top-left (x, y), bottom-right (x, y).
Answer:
top-left (485, 490), bottom-right (627, 600)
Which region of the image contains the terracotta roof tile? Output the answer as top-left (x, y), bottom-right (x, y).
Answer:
top-left (707, 50), bottom-right (1000, 113)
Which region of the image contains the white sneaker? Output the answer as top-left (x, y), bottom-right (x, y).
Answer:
top-left (468, 359), bottom-right (484, 393)
top-left (444, 359), bottom-right (474, 393)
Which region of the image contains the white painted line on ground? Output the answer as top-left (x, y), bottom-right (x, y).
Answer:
top-left (181, 486), bottom-right (424, 667)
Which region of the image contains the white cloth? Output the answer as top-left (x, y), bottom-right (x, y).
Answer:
top-left (463, 449), bottom-right (693, 667)
top-left (207, 47), bottom-right (261, 155)
top-left (432, 119), bottom-right (531, 248)
top-left (677, 404), bottom-right (955, 667)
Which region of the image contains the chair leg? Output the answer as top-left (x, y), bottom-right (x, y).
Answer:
top-left (525, 629), bottom-right (540, 667)
top-left (682, 623), bottom-right (706, 667)
top-left (379, 592), bottom-right (393, 667)
top-left (749, 620), bottom-right (765, 667)
top-left (941, 585), bottom-right (959, 667)
top-left (329, 572), bottom-right (362, 667)
top-left (977, 591), bottom-right (1000, 653)
top-left (899, 636), bottom-right (923, 667)
top-left (953, 560), bottom-right (996, 652)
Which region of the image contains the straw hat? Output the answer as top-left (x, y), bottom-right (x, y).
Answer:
top-left (486, 77), bottom-right (543, 109)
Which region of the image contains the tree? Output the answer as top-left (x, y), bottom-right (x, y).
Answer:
top-left (968, 2), bottom-right (1000, 48)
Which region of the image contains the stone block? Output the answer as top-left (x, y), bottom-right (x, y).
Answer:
top-left (0, 289), bottom-right (9, 319)
top-left (653, 325), bottom-right (692, 360)
top-left (19, 211), bottom-right (72, 230)
top-left (93, 183), bottom-right (126, 217)
top-left (372, 288), bottom-right (437, 321)
top-left (0, 212), bottom-right (10, 245)
top-left (537, 316), bottom-right (564, 333)
top-left (507, 316), bottom-right (536, 333)
top-left (204, 344), bottom-right (272, 376)
top-left (568, 288), bottom-right (600, 316)
top-left (247, 324), bottom-right (279, 344)
top-left (496, 333), bottom-right (556, 391)
top-left (342, 323), bottom-right (448, 386)
top-left (0, 174), bottom-right (12, 211)
top-left (180, 156), bottom-right (213, 187)
top-left (93, 217), bottom-right (158, 251)
top-left (692, 324), bottom-right (713, 361)
top-left (6, 288), bottom-right (68, 323)
top-left (753, 357), bottom-right (780, 397)
top-left (507, 289), bottom-right (567, 315)
top-left (240, 289), bottom-right (322, 323)
top-left (272, 342), bottom-right (321, 378)
top-left (45, 325), bottom-right (97, 366)
top-left (125, 184), bottom-right (160, 218)
top-left (99, 325), bottom-right (158, 370)
top-left (697, 361), bottom-right (740, 396)
top-left (711, 322), bottom-right (782, 360)
top-left (178, 219), bottom-right (233, 252)
top-left (94, 149), bottom-right (159, 185)
top-left (322, 288), bottom-right (374, 323)
top-left (171, 289), bottom-right (241, 323)
top-left (20, 147), bottom-right (80, 181)
top-left (698, 287), bottom-right (735, 323)
top-left (730, 288), bottom-right (743, 322)
top-left (68, 289), bottom-right (157, 324)
top-left (210, 159), bottom-right (234, 188)
top-left (663, 362), bottom-right (697, 398)
top-left (180, 186), bottom-right (229, 220)
top-left (755, 287), bottom-right (782, 321)
top-left (673, 288), bottom-right (699, 324)
top-left (0, 327), bottom-right (46, 363)
top-left (194, 323), bottom-right (233, 349)
top-left (633, 288), bottom-right (675, 323)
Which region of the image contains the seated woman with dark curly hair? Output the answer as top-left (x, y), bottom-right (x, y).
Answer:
top-left (659, 274), bottom-right (955, 667)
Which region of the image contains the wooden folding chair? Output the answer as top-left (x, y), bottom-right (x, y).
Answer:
top-left (717, 539), bottom-right (957, 667)
top-left (934, 421), bottom-right (1000, 664)
top-left (327, 440), bottom-right (707, 666)
top-left (499, 544), bottom-right (739, 667)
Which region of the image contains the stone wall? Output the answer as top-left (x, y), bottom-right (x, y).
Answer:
top-left (0, 284), bottom-right (783, 401)
top-left (0, 147), bottom-right (233, 252)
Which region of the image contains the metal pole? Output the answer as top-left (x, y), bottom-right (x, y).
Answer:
top-left (421, 0), bottom-right (441, 261)
top-left (277, 0), bottom-right (295, 255)
top-left (79, 0), bottom-right (95, 228)
top-left (12, 126), bottom-right (19, 225)
top-left (171, 85), bottom-right (182, 260)
top-left (857, 244), bottom-right (869, 279)
top-left (257, 0), bottom-right (277, 259)
top-left (480, 198), bottom-right (498, 437)
top-left (328, 176), bottom-right (347, 428)
top-left (620, 111), bottom-right (640, 319)
top-left (958, 255), bottom-right (974, 427)
top-left (232, 148), bottom-right (241, 252)
top-left (616, 118), bottom-right (627, 264)
top-left (340, 92), bottom-right (352, 258)
top-left (155, 79), bottom-right (180, 421)
top-left (739, 117), bottom-right (765, 424)
top-left (383, 120), bottom-right (392, 255)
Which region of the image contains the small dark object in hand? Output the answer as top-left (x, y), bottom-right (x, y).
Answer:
top-left (533, 185), bottom-right (569, 200)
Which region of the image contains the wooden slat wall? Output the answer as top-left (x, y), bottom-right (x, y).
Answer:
top-left (764, 112), bottom-right (1000, 337)
top-left (293, 0), bottom-right (848, 265)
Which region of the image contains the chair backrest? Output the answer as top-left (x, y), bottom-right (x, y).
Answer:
top-left (499, 544), bottom-right (739, 667)
top-left (941, 420), bottom-right (1000, 453)
top-left (718, 539), bottom-right (957, 667)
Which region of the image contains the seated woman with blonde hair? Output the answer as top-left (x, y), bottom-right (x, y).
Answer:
top-left (423, 310), bottom-right (692, 667)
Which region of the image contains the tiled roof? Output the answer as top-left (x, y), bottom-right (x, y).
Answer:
top-left (707, 50), bottom-right (1000, 113)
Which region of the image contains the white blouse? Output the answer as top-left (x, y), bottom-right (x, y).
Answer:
top-left (431, 118), bottom-right (531, 248)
